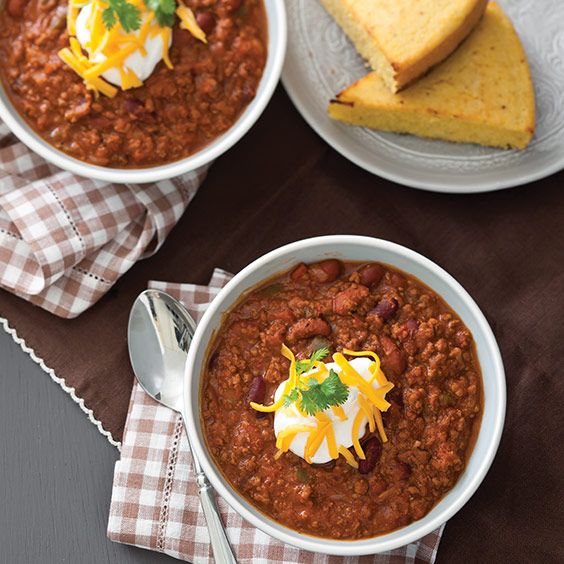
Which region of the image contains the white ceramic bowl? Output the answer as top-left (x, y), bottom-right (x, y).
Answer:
top-left (184, 235), bottom-right (506, 556)
top-left (0, 0), bottom-right (286, 184)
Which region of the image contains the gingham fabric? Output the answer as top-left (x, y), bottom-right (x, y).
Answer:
top-left (0, 120), bottom-right (207, 318)
top-left (107, 269), bottom-right (445, 564)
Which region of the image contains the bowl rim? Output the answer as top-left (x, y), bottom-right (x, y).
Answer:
top-left (0, 0), bottom-right (287, 185)
top-left (184, 235), bottom-right (506, 555)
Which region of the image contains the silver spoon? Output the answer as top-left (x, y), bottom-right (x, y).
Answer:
top-left (128, 289), bottom-right (237, 564)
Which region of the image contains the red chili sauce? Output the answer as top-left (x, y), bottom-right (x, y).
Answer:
top-left (0, 0), bottom-right (267, 167)
top-left (201, 260), bottom-right (483, 539)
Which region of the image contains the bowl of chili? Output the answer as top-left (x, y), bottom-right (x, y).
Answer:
top-left (184, 235), bottom-right (506, 555)
top-left (0, 0), bottom-right (286, 183)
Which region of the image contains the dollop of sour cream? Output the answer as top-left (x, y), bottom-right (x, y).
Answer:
top-left (273, 357), bottom-right (380, 464)
top-left (75, 4), bottom-right (171, 88)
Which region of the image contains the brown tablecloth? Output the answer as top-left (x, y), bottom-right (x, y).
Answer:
top-left (0, 88), bottom-right (562, 563)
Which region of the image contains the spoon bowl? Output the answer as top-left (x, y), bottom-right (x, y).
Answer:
top-left (128, 289), bottom-right (196, 413)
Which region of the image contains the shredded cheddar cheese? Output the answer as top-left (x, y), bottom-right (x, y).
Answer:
top-left (281, 344), bottom-right (298, 387)
top-left (67, 4), bottom-right (79, 36)
top-left (358, 394), bottom-right (375, 433)
top-left (277, 425), bottom-right (316, 448)
top-left (351, 409), bottom-right (366, 459)
top-left (176, 1), bottom-right (207, 43)
top-left (250, 394), bottom-right (286, 413)
top-left (253, 345), bottom-right (394, 469)
top-left (331, 405), bottom-right (347, 421)
top-left (119, 67), bottom-right (143, 90)
top-left (59, 0), bottom-right (207, 97)
top-left (58, 48), bottom-right (118, 98)
top-left (333, 353), bottom-right (392, 412)
top-left (324, 420), bottom-right (338, 460)
top-left (159, 27), bottom-right (174, 69)
top-left (338, 445), bottom-right (359, 469)
top-left (83, 43), bottom-right (138, 80)
top-left (374, 408), bottom-right (388, 443)
top-left (303, 430), bottom-right (317, 464)
top-left (343, 348), bottom-right (388, 386)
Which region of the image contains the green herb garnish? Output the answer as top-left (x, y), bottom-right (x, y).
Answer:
top-left (144, 0), bottom-right (176, 27)
top-left (102, 0), bottom-right (142, 32)
top-left (298, 370), bottom-right (349, 416)
top-left (102, 0), bottom-right (176, 32)
top-left (295, 346), bottom-right (330, 375)
top-left (283, 346), bottom-right (349, 417)
top-left (283, 388), bottom-right (300, 407)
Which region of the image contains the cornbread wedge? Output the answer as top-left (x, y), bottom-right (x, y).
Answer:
top-left (320, 0), bottom-right (488, 92)
top-left (328, 3), bottom-right (535, 150)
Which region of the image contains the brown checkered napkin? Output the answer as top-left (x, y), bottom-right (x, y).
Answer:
top-left (107, 269), bottom-right (445, 564)
top-left (0, 119), bottom-right (208, 318)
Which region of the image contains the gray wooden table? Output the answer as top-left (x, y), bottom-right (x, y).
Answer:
top-left (0, 331), bottom-right (177, 564)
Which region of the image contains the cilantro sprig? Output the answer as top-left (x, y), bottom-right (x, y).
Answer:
top-left (297, 370), bottom-right (350, 416)
top-left (102, 0), bottom-right (142, 32)
top-left (144, 0), bottom-right (176, 27)
top-left (294, 346), bottom-right (330, 375)
top-left (283, 348), bottom-right (349, 417)
top-left (101, 0), bottom-right (177, 32)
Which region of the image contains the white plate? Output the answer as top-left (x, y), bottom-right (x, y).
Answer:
top-left (282, 0), bottom-right (564, 193)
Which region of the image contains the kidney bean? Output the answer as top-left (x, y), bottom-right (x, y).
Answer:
top-left (373, 297), bottom-right (398, 321)
top-left (247, 375), bottom-right (267, 419)
top-left (7, 0), bottom-right (27, 17)
top-left (309, 259), bottom-right (343, 284)
top-left (247, 375), bottom-right (266, 404)
top-left (196, 11), bottom-right (216, 34)
top-left (290, 262), bottom-right (308, 281)
top-left (380, 335), bottom-right (406, 376)
top-left (358, 437), bottom-right (382, 474)
top-left (358, 263), bottom-right (385, 287)
top-left (287, 318), bottom-right (331, 343)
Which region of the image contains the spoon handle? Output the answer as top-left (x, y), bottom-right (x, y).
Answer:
top-left (195, 470), bottom-right (238, 564)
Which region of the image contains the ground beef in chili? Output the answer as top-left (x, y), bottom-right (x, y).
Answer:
top-left (0, 0), bottom-right (267, 167)
top-left (202, 260), bottom-right (483, 539)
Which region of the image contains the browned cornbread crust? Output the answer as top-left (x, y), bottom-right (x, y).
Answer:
top-left (328, 2), bottom-right (535, 150)
top-left (394, 0), bottom-right (489, 90)
top-left (320, 0), bottom-right (489, 92)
